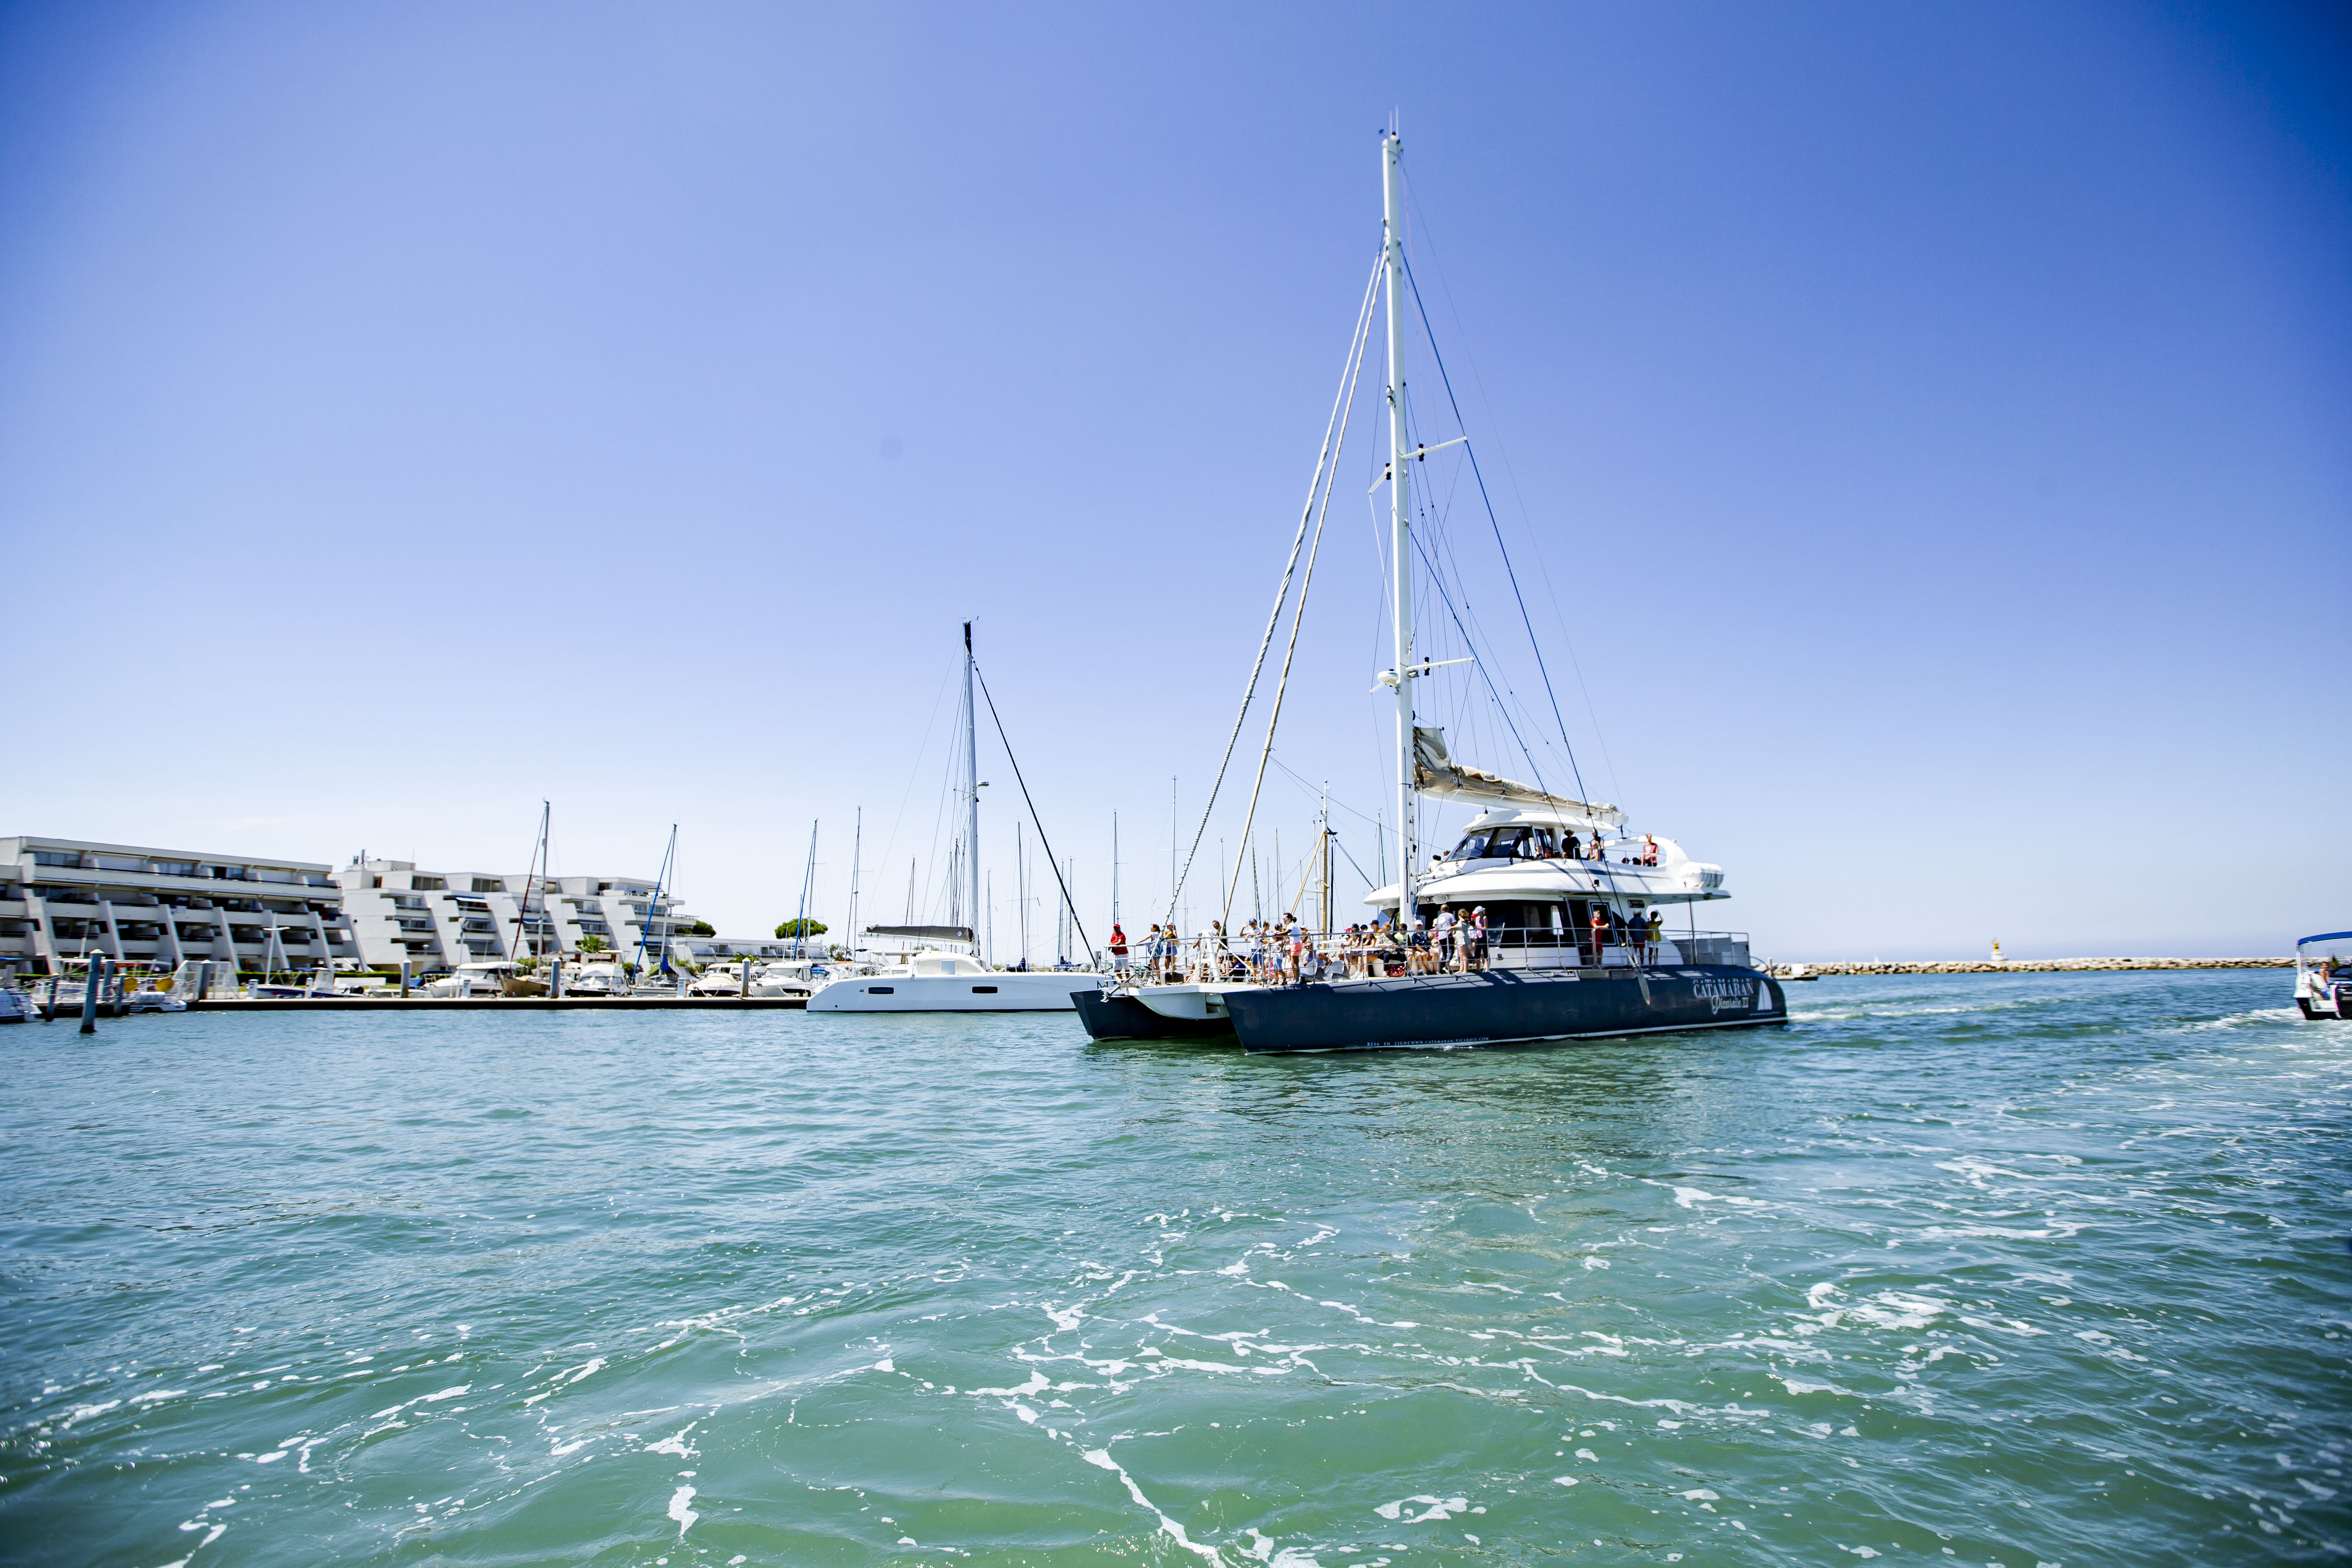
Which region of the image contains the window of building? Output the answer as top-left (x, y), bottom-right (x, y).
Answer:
top-left (412, 877), bottom-right (446, 891)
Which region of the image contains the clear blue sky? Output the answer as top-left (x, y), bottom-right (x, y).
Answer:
top-left (3, 2), bottom-right (2346, 960)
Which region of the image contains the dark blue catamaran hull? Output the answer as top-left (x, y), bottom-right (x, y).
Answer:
top-left (1221, 966), bottom-right (1786, 1053)
top-left (1071, 989), bottom-right (1237, 1041)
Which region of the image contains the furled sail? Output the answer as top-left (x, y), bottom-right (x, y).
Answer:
top-left (1412, 727), bottom-right (1625, 825)
top-left (865, 925), bottom-right (975, 945)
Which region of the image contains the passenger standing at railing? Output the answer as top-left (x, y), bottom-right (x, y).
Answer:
top-left (1432, 906), bottom-right (1458, 970)
top-left (1642, 834), bottom-right (1659, 867)
top-left (1647, 910), bottom-right (1665, 960)
top-left (1109, 923), bottom-right (1129, 975)
top-left (1589, 905), bottom-right (1609, 965)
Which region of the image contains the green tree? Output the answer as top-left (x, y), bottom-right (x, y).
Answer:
top-left (580, 935), bottom-right (607, 953)
top-left (686, 920), bottom-right (715, 937)
top-left (774, 918), bottom-right (829, 940)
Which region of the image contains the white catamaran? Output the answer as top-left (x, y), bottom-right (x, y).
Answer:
top-left (809, 623), bottom-right (1105, 1013)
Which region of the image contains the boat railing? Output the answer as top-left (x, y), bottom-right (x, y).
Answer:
top-left (1103, 927), bottom-right (1754, 989)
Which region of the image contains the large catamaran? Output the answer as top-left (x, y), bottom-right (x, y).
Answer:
top-left (1078, 130), bottom-right (1787, 1051)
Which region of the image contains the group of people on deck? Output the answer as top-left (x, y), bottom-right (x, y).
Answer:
top-left (1107, 902), bottom-right (1670, 986)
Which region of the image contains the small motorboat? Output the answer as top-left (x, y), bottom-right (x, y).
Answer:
top-left (0, 985), bottom-right (31, 1024)
top-left (2294, 931), bottom-right (2350, 1020)
top-left (563, 960), bottom-right (632, 998)
top-left (426, 960), bottom-right (527, 999)
top-left (687, 960), bottom-right (757, 997)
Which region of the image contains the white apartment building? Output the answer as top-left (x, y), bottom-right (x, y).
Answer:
top-left (0, 835), bottom-right (358, 976)
top-left (333, 859), bottom-right (697, 972)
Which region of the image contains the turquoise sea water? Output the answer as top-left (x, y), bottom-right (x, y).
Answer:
top-left (1, 970), bottom-right (2346, 1567)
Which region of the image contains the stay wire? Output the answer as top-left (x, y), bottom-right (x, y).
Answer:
top-left (1164, 246), bottom-right (1385, 931)
top-left (970, 660), bottom-right (1094, 964)
top-left (1401, 249), bottom-right (1596, 809)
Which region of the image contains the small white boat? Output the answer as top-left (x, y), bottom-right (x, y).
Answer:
top-left (563, 960), bottom-right (632, 998)
top-left (687, 960), bottom-right (758, 997)
top-left (424, 960), bottom-right (526, 999)
top-left (2295, 931), bottom-right (2350, 1020)
top-left (808, 949), bottom-right (1099, 1012)
top-left (751, 958), bottom-right (839, 999)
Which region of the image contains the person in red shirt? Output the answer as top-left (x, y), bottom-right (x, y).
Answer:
top-left (1108, 923), bottom-right (1129, 975)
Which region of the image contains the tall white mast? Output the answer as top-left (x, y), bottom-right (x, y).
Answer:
top-left (1383, 130), bottom-right (1420, 931)
top-left (963, 621), bottom-right (981, 951)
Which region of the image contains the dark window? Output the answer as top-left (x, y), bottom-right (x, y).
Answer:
top-left (867, 986), bottom-right (895, 995)
top-left (1486, 828), bottom-right (1528, 858)
top-left (971, 985), bottom-right (998, 994)
top-left (1451, 832), bottom-right (1492, 859)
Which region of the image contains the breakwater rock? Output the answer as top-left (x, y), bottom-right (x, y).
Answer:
top-left (1765, 957), bottom-right (2292, 977)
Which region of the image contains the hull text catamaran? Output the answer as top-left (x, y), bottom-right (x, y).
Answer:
top-left (1078, 129), bottom-right (1785, 1052)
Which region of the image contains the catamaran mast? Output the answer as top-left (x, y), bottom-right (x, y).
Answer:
top-left (964, 621), bottom-right (981, 955)
top-left (1383, 130), bottom-right (1419, 931)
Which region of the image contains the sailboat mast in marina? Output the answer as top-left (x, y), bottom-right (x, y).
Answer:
top-left (1382, 129), bottom-right (1421, 935)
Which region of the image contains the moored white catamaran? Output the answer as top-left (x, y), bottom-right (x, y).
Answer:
top-left (1077, 129), bottom-right (1785, 1051)
top-left (809, 624), bottom-right (1105, 1013)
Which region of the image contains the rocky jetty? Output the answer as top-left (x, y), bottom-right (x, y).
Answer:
top-left (1764, 957), bottom-right (2291, 977)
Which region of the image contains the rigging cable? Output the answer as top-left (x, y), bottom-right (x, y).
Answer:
top-left (1155, 245), bottom-right (1384, 929)
top-left (1401, 250), bottom-right (1596, 808)
top-left (970, 661), bottom-right (1094, 964)
top-left (1214, 261), bottom-right (1381, 930)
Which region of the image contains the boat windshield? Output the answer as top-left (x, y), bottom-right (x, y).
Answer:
top-left (1450, 826), bottom-right (1555, 860)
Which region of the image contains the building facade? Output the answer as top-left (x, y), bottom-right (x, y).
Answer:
top-left (333, 859), bottom-right (696, 972)
top-left (0, 835), bottom-right (358, 976)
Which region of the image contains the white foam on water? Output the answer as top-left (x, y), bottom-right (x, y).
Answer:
top-left (62, 1400), bottom-right (120, 1427)
top-left (644, 1420), bottom-right (699, 1458)
top-left (968, 1371), bottom-right (1048, 1397)
top-left (1681, 1489), bottom-right (1719, 1500)
top-left (1847, 1293), bottom-right (1947, 1330)
top-left (1553, 1475), bottom-right (1580, 1485)
top-left (1775, 1376), bottom-right (1853, 1396)
top-left (1080, 1448), bottom-right (1220, 1563)
top-left (1558, 1383), bottom-right (1701, 1414)
top-left (419, 1385), bottom-right (470, 1402)
top-left (1922, 1221), bottom-right (2087, 1239)
top-left (1373, 1495), bottom-right (1468, 1523)
top-left (666, 1485), bottom-right (698, 1537)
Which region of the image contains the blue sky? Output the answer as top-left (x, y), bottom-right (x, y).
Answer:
top-left (3, 2), bottom-right (2346, 960)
